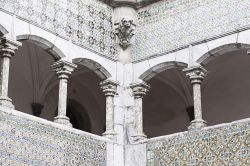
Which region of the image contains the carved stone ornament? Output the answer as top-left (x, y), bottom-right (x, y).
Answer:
top-left (130, 82), bottom-right (150, 98)
top-left (114, 18), bottom-right (136, 48)
top-left (183, 65), bottom-right (208, 84)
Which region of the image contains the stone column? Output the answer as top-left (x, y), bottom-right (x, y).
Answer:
top-left (100, 79), bottom-right (119, 140)
top-left (0, 37), bottom-right (21, 109)
top-left (183, 66), bottom-right (207, 130)
top-left (51, 60), bottom-right (77, 127)
top-left (130, 82), bottom-right (150, 141)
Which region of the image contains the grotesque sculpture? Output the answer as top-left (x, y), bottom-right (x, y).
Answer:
top-left (114, 18), bottom-right (136, 48)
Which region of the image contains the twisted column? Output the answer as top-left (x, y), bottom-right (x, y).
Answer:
top-left (184, 66), bottom-right (207, 130)
top-left (0, 37), bottom-right (21, 109)
top-left (51, 60), bottom-right (77, 127)
top-left (100, 79), bottom-right (119, 140)
top-left (130, 82), bottom-right (150, 141)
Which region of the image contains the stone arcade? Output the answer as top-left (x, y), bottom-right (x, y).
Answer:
top-left (0, 0), bottom-right (249, 165)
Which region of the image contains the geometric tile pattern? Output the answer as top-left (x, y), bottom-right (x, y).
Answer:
top-left (0, 110), bottom-right (107, 166)
top-left (147, 119), bottom-right (250, 166)
top-left (134, 0), bottom-right (250, 62)
top-left (0, 0), bottom-right (117, 60)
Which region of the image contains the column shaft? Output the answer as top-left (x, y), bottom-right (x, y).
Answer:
top-left (0, 37), bottom-right (21, 108)
top-left (100, 79), bottom-right (119, 140)
top-left (183, 66), bottom-right (207, 130)
top-left (193, 83), bottom-right (202, 120)
top-left (135, 97), bottom-right (143, 135)
top-left (58, 77), bottom-right (68, 117)
top-left (130, 81), bottom-right (150, 142)
top-left (0, 56), bottom-right (10, 97)
top-left (106, 95), bottom-right (114, 132)
top-left (51, 60), bottom-right (77, 127)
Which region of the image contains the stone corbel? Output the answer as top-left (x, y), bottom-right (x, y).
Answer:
top-left (114, 18), bottom-right (136, 49)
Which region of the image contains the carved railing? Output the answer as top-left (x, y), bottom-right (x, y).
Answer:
top-left (0, 108), bottom-right (107, 165)
top-left (0, 0), bottom-right (117, 60)
top-left (147, 118), bottom-right (250, 165)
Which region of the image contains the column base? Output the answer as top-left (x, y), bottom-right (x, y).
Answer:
top-left (54, 115), bottom-right (72, 127)
top-left (132, 133), bottom-right (147, 142)
top-left (0, 96), bottom-right (14, 109)
top-left (188, 119), bottom-right (207, 130)
top-left (103, 130), bottom-right (117, 140)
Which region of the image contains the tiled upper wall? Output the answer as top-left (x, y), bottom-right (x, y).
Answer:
top-left (133, 0), bottom-right (250, 62)
top-left (0, 0), bottom-right (117, 60)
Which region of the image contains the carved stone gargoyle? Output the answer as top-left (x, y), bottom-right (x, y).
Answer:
top-left (114, 18), bottom-right (136, 49)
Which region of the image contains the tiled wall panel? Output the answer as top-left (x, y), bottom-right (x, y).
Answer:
top-left (0, 0), bottom-right (117, 60)
top-left (147, 119), bottom-right (250, 165)
top-left (0, 110), bottom-right (107, 165)
top-left (134, 0), bottom-right (250, 62)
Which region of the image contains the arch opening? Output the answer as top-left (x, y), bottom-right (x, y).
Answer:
top-left (9, 39), bottom-right (108, 135)
top-left (139, 61), bottom-right (192, 137)
top-left (201, 47), bottom-right (250, 125)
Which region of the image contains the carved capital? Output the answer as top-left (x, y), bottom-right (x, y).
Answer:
top-left (183, 66), bottom-right (207, 84)
top-left (100, 79), bottom-right (119, 96)
top-left (114, 18), bottom-right (136, 48)
top-left (130, 82), bottom-right (150, 98)
top-left (0, 37), bottom-right (22, 58)
top-left (51, 60), bottom-right (77, 79)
